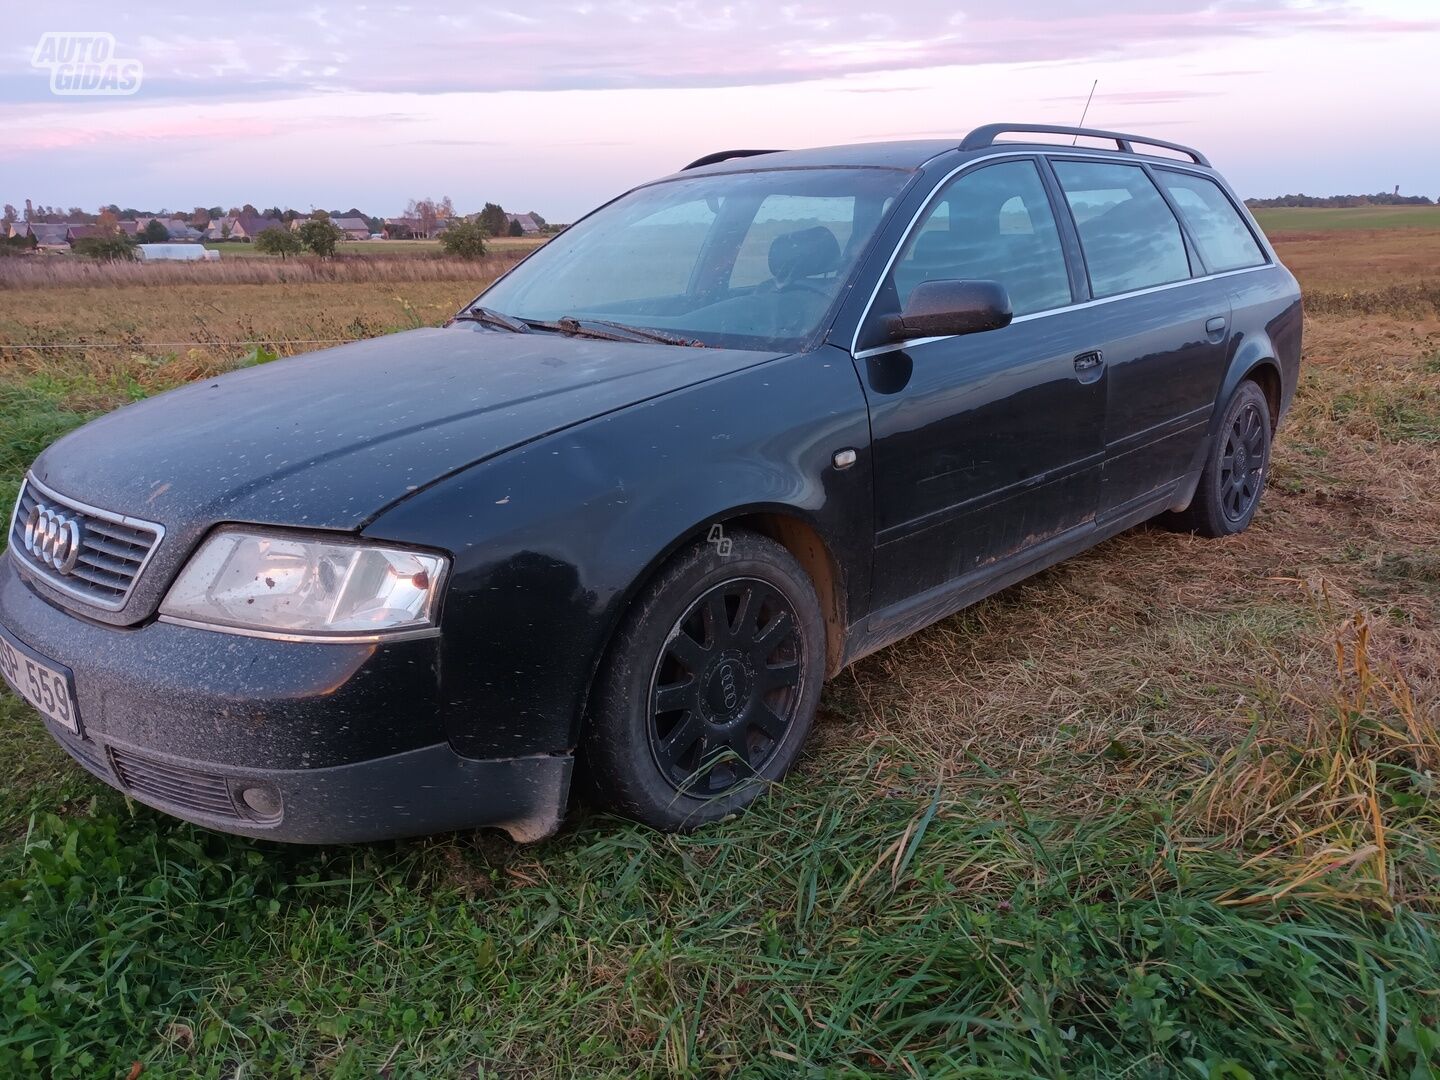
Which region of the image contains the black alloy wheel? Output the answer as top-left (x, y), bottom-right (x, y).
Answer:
top-left (1219, 399), bottom-right (1267, 523)
top-left (648, 577), bottom-right (804, 795)
top-left (583, 529), bottom-right (826, 831)
top-left (1159, 379), bottom-right (1273, 538)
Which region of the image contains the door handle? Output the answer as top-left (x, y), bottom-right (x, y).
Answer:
top-left (1073, 350), bottom-right (1104, 383)
top-left (1206, 316), bottom-right (1227, 334)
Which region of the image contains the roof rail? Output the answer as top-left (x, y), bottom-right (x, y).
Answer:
top-left (960, 124), bottom-right (1210, 167)
top-left (682, 149), bottom-right (784, 171)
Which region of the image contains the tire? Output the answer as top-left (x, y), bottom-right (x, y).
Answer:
top-left (583, 529), bottom-right (826, 831)
top-left (1162, 380), bottom-right (1273, 538)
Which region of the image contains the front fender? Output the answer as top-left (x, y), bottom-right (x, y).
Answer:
top-left (364, 345), bottom-right (872, 758)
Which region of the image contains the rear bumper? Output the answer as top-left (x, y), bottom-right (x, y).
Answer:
top-left (1, 552), bottom-right (571, 843)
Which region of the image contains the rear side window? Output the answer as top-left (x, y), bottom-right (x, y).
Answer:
top-left (890, 159), bottom-right (1072, 317)
top-left (1052, 161), bottom-right (1191, 298)
top-left (1154, 170), bottom-right (1266, 273)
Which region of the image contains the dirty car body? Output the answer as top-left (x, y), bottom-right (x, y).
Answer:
top-left (0, 125), bottom-right (1301, 842)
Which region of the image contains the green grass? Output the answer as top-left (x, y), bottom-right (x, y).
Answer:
top-left (5, 737), bottom-right (1440, 1079)
top-left (1252, 205), bottom-right (1440, 232)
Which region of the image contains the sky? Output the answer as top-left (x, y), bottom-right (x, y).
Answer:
top-left (3, 1), bottom-right (1438, 221)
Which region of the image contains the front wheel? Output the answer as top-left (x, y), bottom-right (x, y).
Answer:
top-left (583, 529), bottom-right (826, 831)
top-left (1162, 380), bottom-right (1273, 537)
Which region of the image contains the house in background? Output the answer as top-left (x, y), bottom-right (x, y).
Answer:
top-left (382, 215), bottom-right (453, 239)
top-left (9, 222), bottom-right (71, 250)
top-left (330, 216), bottom-right (372, 241)
top-left (505, 212), bottom-right (542, 235)
top-left (64, 225), bottom-right (108, 243)
top-left (135, 216), bottom-right (204, 241)
top-left (382, 217), bottom-right (421, 239)
top-left (207, 213), bottom-right (285, 241)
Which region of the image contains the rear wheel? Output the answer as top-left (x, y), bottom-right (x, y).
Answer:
top-left (1163, 380), bottom-right (1272, 537)
top-left (584, 530), bottom-right (825, 831)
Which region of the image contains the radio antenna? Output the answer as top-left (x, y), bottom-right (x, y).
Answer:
top-left (1073, 79), bottom-right (1098, 143)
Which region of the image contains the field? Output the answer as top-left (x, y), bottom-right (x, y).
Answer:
top-left (1252, 205), bottom-right (1440, 232)
top-left (0, 219), bottom-right (1438, 1077)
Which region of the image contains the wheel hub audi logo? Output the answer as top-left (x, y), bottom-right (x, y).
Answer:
top-left (23, 503), bottom-right (84, 574)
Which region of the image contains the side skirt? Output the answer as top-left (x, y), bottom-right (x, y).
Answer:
top-left (843, 485), bottom-right (1181, 667)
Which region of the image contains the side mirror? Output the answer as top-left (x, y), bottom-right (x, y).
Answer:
top-left (883, 279), bottom-right (1013, 341)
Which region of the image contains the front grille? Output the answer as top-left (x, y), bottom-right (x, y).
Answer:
top-left (109, 746), bottom-right (243, 820)
top-left (9, 476), bottom-right (163, 611)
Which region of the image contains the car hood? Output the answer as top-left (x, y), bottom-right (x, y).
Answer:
top-left (34, 325), bottom-right (782, 533)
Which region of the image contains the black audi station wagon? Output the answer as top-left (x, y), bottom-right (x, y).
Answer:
top-left (2, 124), bottom-right (1301, 841)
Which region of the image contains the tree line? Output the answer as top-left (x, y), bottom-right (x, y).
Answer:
top-left (2, 196), bottom-right (553, 238)
top-left (1245, 192), bottom-right (1436, 208)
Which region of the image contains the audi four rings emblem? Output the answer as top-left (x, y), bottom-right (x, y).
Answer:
top-left (23, 502), bottom-right (84, 574)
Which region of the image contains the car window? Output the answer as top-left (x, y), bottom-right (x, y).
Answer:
top-left (1052, 160), bottom-right (1192, 297)
top-left (560, 198), bottom-right (718, 305)
top-left (1154, 170), bottom-right (1266, 273)
top-left (476, 167), bottom-right (909, 351)
top-left (730, 195), bottom-right (856, 288)
top-left (890, 160), bottom-right (1072, 317)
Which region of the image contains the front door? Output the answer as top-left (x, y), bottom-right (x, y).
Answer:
top-left (854, 158), bottom-right (1107, 612)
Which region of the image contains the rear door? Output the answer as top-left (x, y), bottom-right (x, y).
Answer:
top-left (1048, 158), bottom-right (1233, 519)
top-left (854, 157), bottom-right (1106, 611)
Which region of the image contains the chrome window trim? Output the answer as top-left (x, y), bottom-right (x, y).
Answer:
top-left (156, 614), bottom-right (441, 644)
top-left (9, 473), bottom-right (166, 612)
top-left (847, 148), bottom-right (1279, 360)
top-left (854, 264), bottom-right (1271, 360)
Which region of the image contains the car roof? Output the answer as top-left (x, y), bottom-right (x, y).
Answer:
top-left (676, 140), bottom-right (962, 175)
top-left (670, 124), bottom-right (1214, 179)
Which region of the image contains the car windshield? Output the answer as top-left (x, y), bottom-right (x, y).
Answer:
top-left (472, 167), bottom-right (911, 351)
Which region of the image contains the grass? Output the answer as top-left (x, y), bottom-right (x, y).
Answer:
top-left (0, 251), bottom-right (528, 291)
top-left (0, 231), bottom-right (1438, 1076)
top-left (1253, 206), bottom-right (1440, 232)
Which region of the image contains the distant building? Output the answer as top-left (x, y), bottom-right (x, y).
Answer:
top-left (134, 217), bottom-right (204, 241)
top-left (11, 222), bottom-right (71, 250)
top-left (234, 213), bottom-right (286, 241)
top-left (330, 216), bottom-right (371, 241)
top-left (383, 217), bottom-right (421, 239)
top-left (208, 213), bottom-right (285, 241)
top-left (137, 244), bottom-right (219, 262)
top-left (505, 212), bottom-right (542, 235)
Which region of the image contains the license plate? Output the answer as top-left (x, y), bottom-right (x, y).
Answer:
top-left (0, 628), bottom-right (79, 735)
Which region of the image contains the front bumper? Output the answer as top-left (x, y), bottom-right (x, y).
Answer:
top-left (0, 553), bottom-right (570, 843)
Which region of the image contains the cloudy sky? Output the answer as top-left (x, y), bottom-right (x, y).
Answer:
top-left (4, 1), bottom-right (1437, 220)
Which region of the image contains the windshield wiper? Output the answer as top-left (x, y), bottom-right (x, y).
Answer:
top-left (451, 306), bottom-right (530, 333)
top-left (580, 318), bottom-right (706, 348)
top-left (524, 316), bottom-right (704, 348)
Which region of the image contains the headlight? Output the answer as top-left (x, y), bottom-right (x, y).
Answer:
top-left (159, 529), bottom-right (447, 640)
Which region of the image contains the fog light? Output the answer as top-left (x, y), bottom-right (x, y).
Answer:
top-left (238, 785), bottom-right (282, 820)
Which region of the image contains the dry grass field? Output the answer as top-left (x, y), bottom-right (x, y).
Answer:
top-left (0, 225), bottom-right (1437, 1076)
